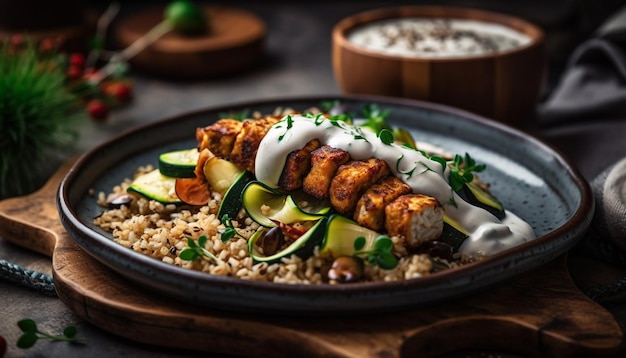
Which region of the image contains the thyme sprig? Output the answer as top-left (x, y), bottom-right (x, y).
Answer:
top-left (17, 319), bottom-right (84, 349)
top-left (353, 236), bottom-right (398, 269)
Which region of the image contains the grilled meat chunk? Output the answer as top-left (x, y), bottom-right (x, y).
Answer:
top-left (228, 116), bottom-right (280, 173)
top-left (353, 176), bottom-right (412, 231)
top-left (278, 139), bottom-right (321, 191)
top-left (329, 158), bottom-right (390, 216)
top-left (302, 145), bottom-right (350, 199)
top-left (385, 194), bottom-right (443, 249)
top-left (196, 119), bottom-right (243, 158)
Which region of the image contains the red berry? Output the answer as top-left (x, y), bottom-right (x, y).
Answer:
top-left (0, 335), bottom-right (6, 358)
top-left (114, 83), bottom-right (133, 103)
top-left (69, 53), bottom-right (85, 68)
top-left (87, 99), bottom-right (109, 122)
top-left (66, 65), bottom-right (82, 81)
top-left (101, 81), bottom-right (133, 104)
top-left (39, 38), bottom-right (54, 52)
top-left (10, 34), bottom-right (23, 48)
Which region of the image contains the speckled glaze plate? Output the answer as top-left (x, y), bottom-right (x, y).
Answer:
top-left (57, 95), bottom-right (593, 315)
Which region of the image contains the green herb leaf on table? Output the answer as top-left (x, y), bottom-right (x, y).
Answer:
top-left (16, 318), bottom-right (84, 349)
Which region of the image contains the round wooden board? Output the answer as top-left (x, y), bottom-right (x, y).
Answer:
top-left (115, 5), bottom-right (266, 79)
top-left (0, 159), bottom-right (623, 357)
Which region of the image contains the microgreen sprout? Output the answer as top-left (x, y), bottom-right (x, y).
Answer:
top-left (393, 128), bottom-right (416, 149)
top-left (179, 235), bottom-right (217, 261)
top-left (353, 236), bottom-right (398, 269)
top-left (17, 319), bottom-right (84, 349)
top-left (361, 103), bottom-right (392, 133)
top-left (218, 108), bottom-right (250, 121)
top-left (320, 99), bottom-right (342, 113)
top-left (447, 153), bottom-right (486, 191)
top-left (220, 214), bottom-right (244, 242)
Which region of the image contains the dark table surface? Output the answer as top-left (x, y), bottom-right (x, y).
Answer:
top-left (2, 1), bottom-right (626, 357)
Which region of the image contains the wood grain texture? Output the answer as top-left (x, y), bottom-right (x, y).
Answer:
top-left (0, 160), bottom-right (623, 357)
top-left (332, 6), bottom-right (546, 127)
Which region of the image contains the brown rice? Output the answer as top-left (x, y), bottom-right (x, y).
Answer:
top-left (93, 164), bottom-right (453, 284)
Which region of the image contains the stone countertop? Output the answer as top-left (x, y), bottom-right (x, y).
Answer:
top-left (2, 1), bottom-right (625, 357)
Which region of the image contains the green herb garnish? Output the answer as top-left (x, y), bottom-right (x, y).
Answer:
top-left (277, 115), bottom-right (293, 141)
top-left (17, 319), bottom-right (84, 348)
top-left (378, 129), bottom-right (394, 145)
top-left (448, 153), bottom-right (486, 191)
top-left (361, 103), bottom-right (392, 133)
top-left (179, 235), bottom-right (217, 261)
top-left (220, 214), bottom-right (243, 242)
top-left (353, 236), bottom-right (398, 269)
top-left (218, 108), bottom-right (250, 121)
top-left (320, 99), bottom-right (342, 113)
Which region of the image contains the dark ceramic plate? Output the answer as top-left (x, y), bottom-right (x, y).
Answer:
top-left (57, 95), bottom-right (593, 315)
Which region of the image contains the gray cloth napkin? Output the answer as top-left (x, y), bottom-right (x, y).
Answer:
top-left (539, 5), bottom-right (626, 125)
top-left (538, 5), bottom-right (626, 269)
top-left (575, 158), bottom-right (626, 267)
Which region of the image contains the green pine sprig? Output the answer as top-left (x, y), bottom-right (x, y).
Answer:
top-left (0, 40), bottom-right (83, 199)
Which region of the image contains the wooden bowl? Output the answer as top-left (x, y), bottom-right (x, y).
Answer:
top-left (332, 6), bottom-right (546, 127)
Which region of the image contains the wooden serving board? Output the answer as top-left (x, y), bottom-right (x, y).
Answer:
top-left (0, 159), bottom-right (623, 357)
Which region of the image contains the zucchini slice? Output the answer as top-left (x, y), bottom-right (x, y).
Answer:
top-left (440, 214), bottom-right (469, 251)
top-left (319, 215), bottom-right (381, 258)
top-left (457, 181), bottom-right (505, 219)
top-left (249, 217), bottom-right (328, 263)
top-left (127, 169), bottom-right (182, 204)
top-left (158, 148), bottom-right (200, 178)
top-left (216, 170), bottom-right (255, 220)
top-left (242, 181), bottom-right (330, 227)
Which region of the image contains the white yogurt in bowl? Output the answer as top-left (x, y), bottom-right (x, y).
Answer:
top-left (347, 18), bottom-right (531, 58)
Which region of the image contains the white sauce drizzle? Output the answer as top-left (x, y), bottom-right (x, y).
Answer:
top-left (254, 115), bottom-right (536, 258)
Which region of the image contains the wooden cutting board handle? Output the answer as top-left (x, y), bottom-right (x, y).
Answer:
top-left (0, 158), bottom-right (623, 357)
top-left (0, 157), bottom-right (77, 256)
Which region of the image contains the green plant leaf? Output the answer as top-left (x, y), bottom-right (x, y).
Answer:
top-left (63, 326), bottom-right (78, 338)
top-left (17, 333), bottom-right (38, 348)
top-left (17, 319), bottom-right (37, 333)
top-left (377, 129), bottom-right (394, 145)
top-left (377, 252), bottom-right (398, 269)
top-left (179, 249), bottom-right (198, 261)
top-left (353, 236), bottom-right (366, 250)
top-left (198, 235), bottom-right (207, 247)
top-left (374, 236), bottom-right (393, 251)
